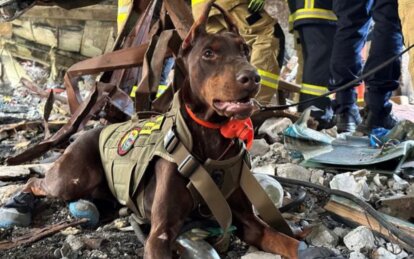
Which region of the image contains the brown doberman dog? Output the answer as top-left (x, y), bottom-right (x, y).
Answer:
top-left (1, 2), bottom-right (339, 259)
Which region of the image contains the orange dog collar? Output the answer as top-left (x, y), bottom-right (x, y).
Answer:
top-left (185, 105), bottom-right (254, 150)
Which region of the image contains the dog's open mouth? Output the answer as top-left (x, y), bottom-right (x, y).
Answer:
top-left (213, 97), bottom-right (254, 119)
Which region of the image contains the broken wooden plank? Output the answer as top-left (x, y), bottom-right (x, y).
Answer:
top-left (164, 0), bottom-right (193, 40)
top-left (21, 5), bottom-right (117, 21)
top-left (0, 120), bottom-right (67, 135)
top-left (0, 163), bottom-right (53, 180)
top-left (21, 78), bottom-right (68, 104)
top-left (325, 196), bottom-right (414, 248)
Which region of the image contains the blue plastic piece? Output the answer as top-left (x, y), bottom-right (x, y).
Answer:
top-left (68, 200), bottom-right (99, 227)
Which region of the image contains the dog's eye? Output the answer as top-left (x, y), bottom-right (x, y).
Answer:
top-left (202, 49), bottom-right (215, 59)
top-left (243, 44), bottom-right (251, 57)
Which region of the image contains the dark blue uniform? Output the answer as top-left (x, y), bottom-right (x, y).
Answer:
top-left (287, 0), bottom-right (337, 129)
top-left (329, 0), bottom-right (403, 132)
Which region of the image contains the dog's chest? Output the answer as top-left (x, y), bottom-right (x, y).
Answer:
top-left (98, 111), bottom-right (246, 223)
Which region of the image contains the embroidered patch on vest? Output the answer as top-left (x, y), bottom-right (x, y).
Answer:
top-left (118, 128), bottom-right (141, 156)
top-left (140, 115), bottom-right (165, 135)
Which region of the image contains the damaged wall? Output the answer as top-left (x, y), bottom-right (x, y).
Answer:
top-left (0, 3), bottom-right (117, 89)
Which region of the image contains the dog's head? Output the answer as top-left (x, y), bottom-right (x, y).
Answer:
top-left (179, 1), bottom-right (260, 120)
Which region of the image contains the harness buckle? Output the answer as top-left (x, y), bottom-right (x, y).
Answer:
top-left (164, 128), bottom-right (179, 153)
top-left (178, 155), bottom-right (200, 178)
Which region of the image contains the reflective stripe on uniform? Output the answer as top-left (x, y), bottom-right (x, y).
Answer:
top-left (257, 69), bottom-right (279, 89)
top-left (305, 0), bottom-right (312, 9)
top-left (130, 85), bottom-right (137, 97)
top-left (117, 0), bottom-right (132, 31)
top-left (290, 8), bottom-right (337, 22)
top-left (300, 83), bottom-right (328, 96)
top-left (191, 0), bottom-right (205, 6)
top-left (156, 84), bottom-right (168, 98)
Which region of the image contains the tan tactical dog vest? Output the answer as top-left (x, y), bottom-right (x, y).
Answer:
top-left (99, 94), bottom-right (293, 241)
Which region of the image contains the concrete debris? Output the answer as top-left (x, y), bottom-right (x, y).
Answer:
top-left (372, 247), bottom-right (398, 259)
top-left (408, 183), bottom-right (414, 196)
top-left (258, 117), bottom-right (292, 143)
top-left (251, 142), bottom-right (291, 169)
top-left (309, 169), bottom-right (325, 185)
top-left (373, 173), bottom-right (387, 188)
top-left (329, 172), bottom-right (370, 200)
top-left (276, 163), bottom-right (311, 182)
top-left (349, 251), bottom-right (367, 259)
top-left (250, 139), bottom-right (270, 157)
top-left (385, 243), bottom-right (409, 259)
top-left (343, 226), bottom-right (375, 252)
top-left (86, 250), bottom-right (108, 258)
top-left (252, 164), bottom-right (276, 175)
top-left (241, 251), bottom-right (282, 259)
top-left (305, 224), bottom-right (339, 248)
top-left (60, 227), bottom-right (81, 236)
top-left (65, 234), bottom-right (85, 252)
top-left (392, 174), bottom-right (410, 191)
top-left (332, 227), bottom-right (350, 239)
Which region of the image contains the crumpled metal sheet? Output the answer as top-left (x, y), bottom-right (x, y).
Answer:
top-left (284, 108), bottom-right (414, 174)
top-left (297, 137), bottom-right (414, 174)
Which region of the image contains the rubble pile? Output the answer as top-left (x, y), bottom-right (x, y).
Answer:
top-left (1, 106), bottom-right (414, 258)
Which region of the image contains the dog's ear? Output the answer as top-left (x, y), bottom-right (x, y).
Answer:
top-left (212, 3), bottom-right (240, 36)
top-left (182, 1), bottom-right (214, 51)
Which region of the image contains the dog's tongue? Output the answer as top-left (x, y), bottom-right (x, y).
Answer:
top-left (214, 100), bottom-right (254, 116)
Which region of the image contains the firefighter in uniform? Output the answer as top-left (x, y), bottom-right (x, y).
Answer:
top-left (287, 0), bottom-right (337, 130)
top-left (192, 0), bottom-right (280, 104)
top-left (329, 0), bottom-right (403, 133)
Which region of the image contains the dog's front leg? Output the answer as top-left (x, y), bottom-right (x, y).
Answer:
top-left (144, 159), bottom-right (193, 259)
top-left (228, 188), bottom-right (301, 259)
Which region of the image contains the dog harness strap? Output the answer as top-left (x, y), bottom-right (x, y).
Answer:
top-left (240, 161), bottom-right (294, 237)
top-left (166, 131), bottom-right (232, 235)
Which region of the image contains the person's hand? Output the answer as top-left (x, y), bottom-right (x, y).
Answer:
top-left (248, 0), bottom-right (265, 13)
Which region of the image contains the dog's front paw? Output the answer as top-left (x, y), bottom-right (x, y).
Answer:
top-left (68, 199), bottom-right (99, 227)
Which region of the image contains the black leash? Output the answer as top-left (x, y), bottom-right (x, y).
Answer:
top-left (255, 44), bottom-right (414, 111)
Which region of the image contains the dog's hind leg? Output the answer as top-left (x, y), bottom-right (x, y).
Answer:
top-left (0, 127), bottom-right (105, 228)
top-left (228, 188), bottom-right (301, 259)
top-left (143, 159), bottom-right (193, 259)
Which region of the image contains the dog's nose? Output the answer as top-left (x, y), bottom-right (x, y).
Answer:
top-left (236, 70), bottom-right (261, 89)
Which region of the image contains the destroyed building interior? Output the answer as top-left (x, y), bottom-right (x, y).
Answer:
top-left (0, 0), bottom-right (414, 258)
